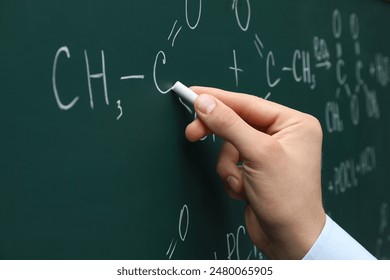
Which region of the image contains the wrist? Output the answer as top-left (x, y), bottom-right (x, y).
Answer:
top-left (267, 210), bottom-right (327, 259)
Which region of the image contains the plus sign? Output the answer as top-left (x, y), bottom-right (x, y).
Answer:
top-left (229, 49), bottom-right (243, 87)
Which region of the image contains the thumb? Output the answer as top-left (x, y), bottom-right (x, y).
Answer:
top-left (194, 94), bottom-right (270, 160)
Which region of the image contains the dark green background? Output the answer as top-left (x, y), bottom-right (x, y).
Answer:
top-left (0, 0), bottom-right (389, 259)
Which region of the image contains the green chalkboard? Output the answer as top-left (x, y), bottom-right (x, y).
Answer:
top-left (1, 0), bottom-right (390, 259)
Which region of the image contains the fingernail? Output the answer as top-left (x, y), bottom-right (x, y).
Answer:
top-left (227, 176), bottom-right (240, 191)
top-left (196, 94), bottom-right (216, 114)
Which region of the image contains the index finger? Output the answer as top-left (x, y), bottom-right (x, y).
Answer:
top-left (190, 86), bottom-right (305, 134)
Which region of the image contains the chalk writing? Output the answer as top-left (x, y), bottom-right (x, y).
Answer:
top-left (153, 50), bottom-right (172, 94)
top-left (52, 46), bottom-right (79, 110)
top-left (229, 49), bottom-right (244, 87)
top-left (364, 85), bottom-right (380, 119)
top-left (266, 52), bottom-right (281, 88)
top-left (232, 0), bottom-right (251, 32)
top-left (214, 224), bottom-right (264, 260)
top-left (376, 203), bottom-right (390, 259)
top-left (166, 204), bottom-right (190, 259)
top-left (47, 4), bottom-right (390, 260)
top-left (373, 54), bottom-right (390, 87)
top-left (327, 146), bottom-right (376, 195)
top-left (120, 75), bottom-right (145, 80)
top-left (84, 50), bottom-right (109, 109)
top-left (185, 0), bottom-right (202, 30)
top-left (168, 20), bottom-right (183, 47)
top-left (52, 46), bottom-right (145, 120)
top-left (254, 34), bottom-right (264, 58)
top-left (325, 101), bottom-right (344, 133)
top-left (313, 36), bottom-right (330, 67)
top-left (116, 100), bottom-right (123, 120)
top-left (283, 50), bottom-right (316, 90)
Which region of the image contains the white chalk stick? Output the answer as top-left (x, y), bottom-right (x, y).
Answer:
top-left (172, 81), bottom-right (198, 104)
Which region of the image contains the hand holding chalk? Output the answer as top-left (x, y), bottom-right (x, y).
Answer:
top-left (185, 86), bottom-right (326, 259)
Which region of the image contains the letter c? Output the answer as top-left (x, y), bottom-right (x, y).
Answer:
top-left (153, 51), bottom-right (173, 94)
top-left (52, 46), bottom-right (79, 110)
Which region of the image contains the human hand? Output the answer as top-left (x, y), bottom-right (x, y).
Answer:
top-left (185, 87), bottom-right (326, 259)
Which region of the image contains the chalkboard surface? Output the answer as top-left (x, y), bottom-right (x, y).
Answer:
top-left (1, 0), bottom-right (390, 259)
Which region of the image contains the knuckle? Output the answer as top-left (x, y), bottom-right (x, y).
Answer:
top-left (216, 142), bottom-right (240, 179)
top-left (304, 114), bottom-right (323, 140)
top-left (216, 159), bottom-right (227, 178)
top-left (216, 156), bottom-right (234, 179)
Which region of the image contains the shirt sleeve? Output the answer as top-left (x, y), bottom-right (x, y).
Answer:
top-left (303, 215), bottom-right (377, 260)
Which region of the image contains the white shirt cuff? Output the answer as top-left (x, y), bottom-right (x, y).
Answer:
top-left (303, 215), bottom-right (376, 260)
